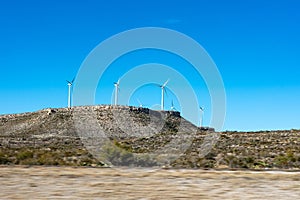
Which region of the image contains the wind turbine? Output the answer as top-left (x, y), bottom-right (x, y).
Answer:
top-left (66, 78), bottom-right (74, 108)
top-left (114, 79), bottom-right (120, 106)
top-left (170, 100), bottom-right (177, 111)
top-left (199, 106), bottom-right (204, 127)
top-left (137, 99), bottom-right (144, 107)
top-left (159, 79), bottom-right (169, 111)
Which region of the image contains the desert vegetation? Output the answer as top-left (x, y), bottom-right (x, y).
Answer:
top-left (0, 106), bottom-right (299, 169)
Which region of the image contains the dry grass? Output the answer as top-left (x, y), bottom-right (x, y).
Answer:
top-left (0, 166), bottom-right (299, 199)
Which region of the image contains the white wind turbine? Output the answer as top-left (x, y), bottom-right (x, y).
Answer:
top-left (170, 100), bottom-right (177, 111)
top-left (199, 106), bottom-right (204, 127)
top-left (113, 79), bottom-right (120, 106)
top-left (66, 78), bottom-right (74, 108)
top-left (159, 79), bottom-right (169, 111)
top-left (137, 99), bottom-right (144, 107)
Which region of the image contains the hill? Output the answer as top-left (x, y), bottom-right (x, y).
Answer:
top-left (0, 106), bottom-right (299, 169)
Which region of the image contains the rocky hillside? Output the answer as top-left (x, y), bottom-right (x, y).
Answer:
top-left (0, 106), bottom-right (299, 169)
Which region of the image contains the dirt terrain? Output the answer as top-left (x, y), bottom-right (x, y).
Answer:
top-left (1, 166), bottom-right (299, 199)
top-left (0, 106), bottom-right (299, 169)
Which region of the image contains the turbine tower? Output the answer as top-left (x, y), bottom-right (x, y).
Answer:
top-left (66, 78), bottom-right (74, 108)
top-left (199, 106), bottom-right (204, 127)
top-left (160, 79), bottom-right (169, 111)
top-left (114, 79), bottom-right (120, 106)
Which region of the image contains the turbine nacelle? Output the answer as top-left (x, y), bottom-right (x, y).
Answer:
top-left (66, 77), bottom-right (75, 85)
top-left (114, 79), bottom-right (120, 87)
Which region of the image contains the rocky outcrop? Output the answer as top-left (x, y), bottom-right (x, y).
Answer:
top-left (0, 106), bottom-right (299, 169)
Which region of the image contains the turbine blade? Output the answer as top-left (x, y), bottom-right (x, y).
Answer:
top-left (153, 83), bottom-right (161, 87)
top-left (137, 99), bottom-right (142, 105)
top-left (164, 87), bottom-right (169, 97)
top-left (71, 77), bottom-right (75, 83)
top-left (162, 79), bottom-right (170, 87)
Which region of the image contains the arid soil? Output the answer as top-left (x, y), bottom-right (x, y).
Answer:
top-left (0, 106), bottom-right (299, 169)
top-left (0, 166), bottom-right (299, 199)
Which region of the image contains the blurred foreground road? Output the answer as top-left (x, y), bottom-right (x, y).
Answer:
top-left (0, 166), bottom-right (299, 199)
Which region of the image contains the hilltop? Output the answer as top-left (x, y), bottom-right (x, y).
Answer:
top-left (0, 106), bottom-right (299, 169)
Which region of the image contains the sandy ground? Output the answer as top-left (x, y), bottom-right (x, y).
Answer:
top-left (0, 166), bottom-right (299, 200)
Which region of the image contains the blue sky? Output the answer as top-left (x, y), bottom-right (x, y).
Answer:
top-left (0, 0), bottom-right (299, 131)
